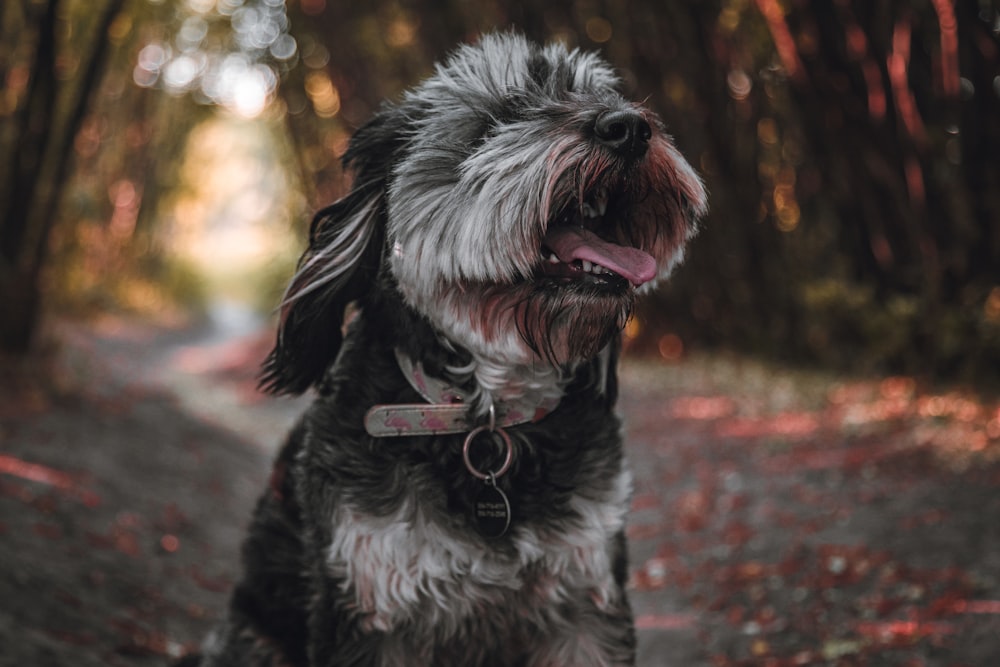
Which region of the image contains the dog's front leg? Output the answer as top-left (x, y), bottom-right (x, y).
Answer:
top-left (299, 488), bottom-right (376, 666)
top-left (307, 573), bottom-right (430, 667)
top-left (306, 581), bottom-right (379, 667)
top-left (299, 472), bottom-right (407, 666)
top-left (527, 599), bottom-right (637, 667)
top-left (527, 529), bottom-right (638, 667)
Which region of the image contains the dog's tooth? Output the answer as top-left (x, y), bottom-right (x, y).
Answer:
top-left (582, 203), bottom-right (598, 219)
top-left (581, 260), bottom-right (593, 273)
top-left (549, 253), bottom-right (560, 264)
top-left (595, 187), bottom-right (609, 216)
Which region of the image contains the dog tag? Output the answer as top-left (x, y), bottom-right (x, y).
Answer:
top-left (475, 476), bottom-right (511, 539)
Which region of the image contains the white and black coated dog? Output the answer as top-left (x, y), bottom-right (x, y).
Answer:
top-left (183, 31), bottom-right (707, 667)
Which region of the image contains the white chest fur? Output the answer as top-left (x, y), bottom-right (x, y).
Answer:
top-left (325, 463), bottom-right (634, 637)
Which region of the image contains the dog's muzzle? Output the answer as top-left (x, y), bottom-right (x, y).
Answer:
top-left (532, 108), bottom-right (664, 292)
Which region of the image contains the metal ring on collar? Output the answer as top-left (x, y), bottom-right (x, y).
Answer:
top-left (462, 424), bottom-right (513, 481)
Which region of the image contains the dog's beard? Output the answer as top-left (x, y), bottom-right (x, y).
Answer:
top-left (509, 282), bottom-right (636, 365)
top-left (438, 281), bottom-right (636, 368)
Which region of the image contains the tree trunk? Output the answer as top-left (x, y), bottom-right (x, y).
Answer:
top-left (0, 0), bottom-right (126, 353)
top-left (0, 0), bottom-right (60, 352)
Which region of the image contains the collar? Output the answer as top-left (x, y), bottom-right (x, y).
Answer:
top-left (363, 349), bottom-right (560, 437)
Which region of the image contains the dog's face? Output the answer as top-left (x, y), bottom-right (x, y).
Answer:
top-left (264, 33), bottom-right (707, 394)
top-left (389, 34), bottom-right (707, 366)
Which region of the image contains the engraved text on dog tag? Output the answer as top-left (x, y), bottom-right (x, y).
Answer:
top-left (475, 479), bottom-right (511, 539)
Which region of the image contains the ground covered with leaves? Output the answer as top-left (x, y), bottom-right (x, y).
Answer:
top-left (1, 315), bottom-right (998, 666)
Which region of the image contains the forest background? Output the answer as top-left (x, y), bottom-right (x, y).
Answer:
top-left (2, 0), bottom-right (999, 386)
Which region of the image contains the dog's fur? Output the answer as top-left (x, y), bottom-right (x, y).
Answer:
top-left (186, 32), bottom-right (706, 667)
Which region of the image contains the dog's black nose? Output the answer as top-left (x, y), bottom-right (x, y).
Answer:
top-left (594, 110), bottom-right (651, 159)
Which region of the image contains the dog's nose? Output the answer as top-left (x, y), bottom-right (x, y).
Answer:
top-left (594, 110), bottom-right (651, 159)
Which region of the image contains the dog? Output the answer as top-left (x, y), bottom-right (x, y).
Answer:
top-left (184, 31), bottom-right (706, 667)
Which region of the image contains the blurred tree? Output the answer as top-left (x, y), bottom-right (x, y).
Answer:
top-left (651, 0), bottom-right (1000, 380)
top-left (0, 0), bottom-right (127, 352)
top-left (2, 0), bottom-right (300, 349)
top-left (46, 0), bottom-right (244, 314)
top-left (777, 0), bottom-right (1000, 377)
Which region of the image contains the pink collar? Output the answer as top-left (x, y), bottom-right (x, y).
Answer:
top-left (363, 350), bottom-right (560, 437)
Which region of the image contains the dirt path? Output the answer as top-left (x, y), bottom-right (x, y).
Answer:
top-left (1, 315), bottom-right (999, 666)
top-left (621, 361), bottom-right (1000, 665)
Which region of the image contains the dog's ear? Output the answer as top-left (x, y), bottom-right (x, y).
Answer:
top-left (259, 109), bottom-right (407, 395)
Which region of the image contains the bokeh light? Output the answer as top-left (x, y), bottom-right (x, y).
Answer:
top-left (133, 0), bottom-right (294, 118)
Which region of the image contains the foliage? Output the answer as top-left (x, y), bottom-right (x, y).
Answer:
top-left (631, 0), bottom-right (1000, 384)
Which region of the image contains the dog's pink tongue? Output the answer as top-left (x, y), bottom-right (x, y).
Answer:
top-left (544, 227), bottom-right (657, 286)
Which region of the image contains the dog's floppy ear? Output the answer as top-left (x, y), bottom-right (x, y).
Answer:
top-left (260, 109), bottom-right (408, 395)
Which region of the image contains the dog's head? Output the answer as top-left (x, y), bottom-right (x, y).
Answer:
top-left (263, 32), bottom-right (707, 395)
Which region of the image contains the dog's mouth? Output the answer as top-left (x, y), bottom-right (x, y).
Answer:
top-left (537, 187), bottom-right (656, 290)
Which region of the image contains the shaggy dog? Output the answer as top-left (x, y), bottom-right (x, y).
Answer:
top-left (185, 32), bottom-right (706, 667)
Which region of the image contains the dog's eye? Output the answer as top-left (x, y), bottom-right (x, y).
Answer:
top-left (527, 55), bottom-right (553, 88)
top-left (527, 55), bottom-right (575, 95)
